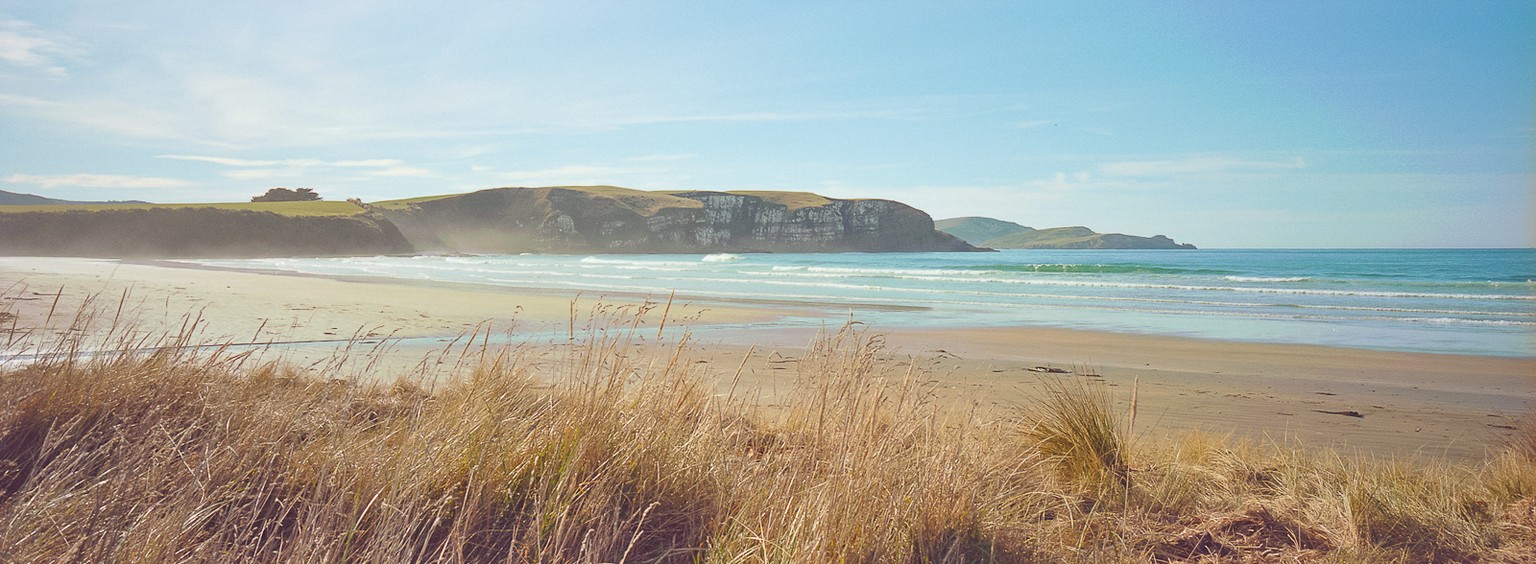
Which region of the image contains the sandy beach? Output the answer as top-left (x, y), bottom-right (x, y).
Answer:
top-left (3, 256), bottom-right (1532, 461)
top-left (0, 257), bottom-right (783, 340)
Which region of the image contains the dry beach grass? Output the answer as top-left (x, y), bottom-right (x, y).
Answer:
top-left (0, 300), bottom-right (1532, 562)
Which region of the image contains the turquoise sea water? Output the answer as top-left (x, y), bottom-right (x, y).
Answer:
top-left (192, 249), bottom-right (1536, 357)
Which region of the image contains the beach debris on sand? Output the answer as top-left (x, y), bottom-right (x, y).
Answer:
top-left (1314, 409), bottom-right (1365, 418)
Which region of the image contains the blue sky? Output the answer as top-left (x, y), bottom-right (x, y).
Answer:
top-left (0, 1), bottom-right (1531, 248)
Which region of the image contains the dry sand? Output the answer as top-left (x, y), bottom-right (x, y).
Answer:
top-left (0, 257), bottom-right (775, 342)
top-left (4, 257), bottom-right (1532, 462)
top-left (0, 257), bottom-right (785, 382)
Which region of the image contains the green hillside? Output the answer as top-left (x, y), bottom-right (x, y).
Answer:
top-left (0, 189), bottom-right (152, 207)
top-left (932, 217), bottom-right (1031, 244)
top-left (0, 189), bottom-right (68, 206)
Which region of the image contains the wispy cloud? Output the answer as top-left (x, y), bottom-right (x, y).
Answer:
top-left (1, 95), bottom-right (229, 146)
top-left (1102, 156), bottom-right (1306, 176)
top-left (997, 154), bottom-right (1302, 197)
top-left (0, 93), bottom-right (58, 108)
top-left (499, 164), bottom-right (674, 186)
top-left (624, 153), bottom-right (697, 162)
top-left (1008, 170), bottom-right (1143, 196)
top-left (4, 173), bottom-right (192, 189)
top-left (1014, 119), bottom-right (1055, 129)
top-left (1027, 171), bottom-right (1100, 191)
top-left (332, 159), bottom-right (404, 168)
top-left (159, 155), bottom-right (311, 167)
top-left (158, 154), bottom-right (431, 179)
top-left (3, 69), bottom-right (399, 148)
top-left (616, 108), bottom-right (923, 127)
top-left (365, 165), bottom-right (433, 177)
top-left (0, 19), bottom-right (79, 76)
top-left (219, 168), bottom-right (305, 180)
top-left (501, 165), bottom-right (636, 184)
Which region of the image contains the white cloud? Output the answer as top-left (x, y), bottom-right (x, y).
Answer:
top-left (0, 19), bottom-right (79, 76)
top-left (365, 165), bottom-right (433, 177)
top-left (4, 173), bottom-right (193, 189)
top-left (0, 93), bottom-right (58, 108)
top-left (614, 108), bottom-right (922, 127)
top-left (9, 67), bottom-right (417, 148)
top-left (177, 73), bottom-right (386, 146)
top-left (499, 164), bottom-right (666, 186)
top-left (220, 168), bottom-right (305, 180)
top-left (2, 95), bottom-right (216, 145)
top-left (1027, 172), bottom-right (1085, 191)
top-left (624, 153), bottom-right (697, 162)
top-left (1016, 170), bottom-right (1138, 193)
top-left (159, 155), bottom-right (290, 167)
top-left (159, 154), bottom-right (431, 178)
top-left (333, 159), bottom-right (403, 168)
top-left (1102, 156), bottom-right (1306, 176)
top-left (502, 165), bottom-right (625, 183)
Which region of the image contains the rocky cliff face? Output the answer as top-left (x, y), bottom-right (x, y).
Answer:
top-left (0, 208), bottom-right (412, 258)
top-left (380, 187), bottom-right (981, 253)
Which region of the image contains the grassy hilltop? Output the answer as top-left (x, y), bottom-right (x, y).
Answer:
top-left (0, 206), bottom-right (410, 258)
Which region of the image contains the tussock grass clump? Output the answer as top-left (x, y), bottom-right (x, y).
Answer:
top-left (1024, 378), bottom-right (1130, 499)
top-left (1343, 460), bottom-right (1498, 562)
top-left (0, 308), bottom-right (1531, 562)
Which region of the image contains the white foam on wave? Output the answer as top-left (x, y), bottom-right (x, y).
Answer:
top-left (1225, 276), bottom-right (1310, 283)
top-left (579, 256), bottom-right (694, 267)
top-left (1400, 317), bottom-right (1536, 327)
top-left (444, 256), bottom-right (495, 265)
top-left (702, 253), bottom-right (743, 262)
top-left (768, 265), bottom-right (988, 277)
top-left (759, 268), bottom-right (1535, 301)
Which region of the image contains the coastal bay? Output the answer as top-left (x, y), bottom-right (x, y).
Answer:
top-left (5, 256), bottom-right (1529, 462)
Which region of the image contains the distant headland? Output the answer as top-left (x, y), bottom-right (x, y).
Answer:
top-left (936, 216), bottom-right (1196, 249)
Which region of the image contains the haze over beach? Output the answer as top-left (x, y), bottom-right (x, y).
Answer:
top-left (2, 2), bottom-right (1535, 562)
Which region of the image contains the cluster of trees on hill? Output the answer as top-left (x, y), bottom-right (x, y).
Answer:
top-left (251, 188), bottom-right (320, 202)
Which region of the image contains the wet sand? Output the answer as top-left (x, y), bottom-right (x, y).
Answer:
top-left (4, 257), bottom-right (1532, 461)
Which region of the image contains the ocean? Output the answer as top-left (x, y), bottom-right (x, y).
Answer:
top-left (190, 249), bottom-right (1536, 358)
